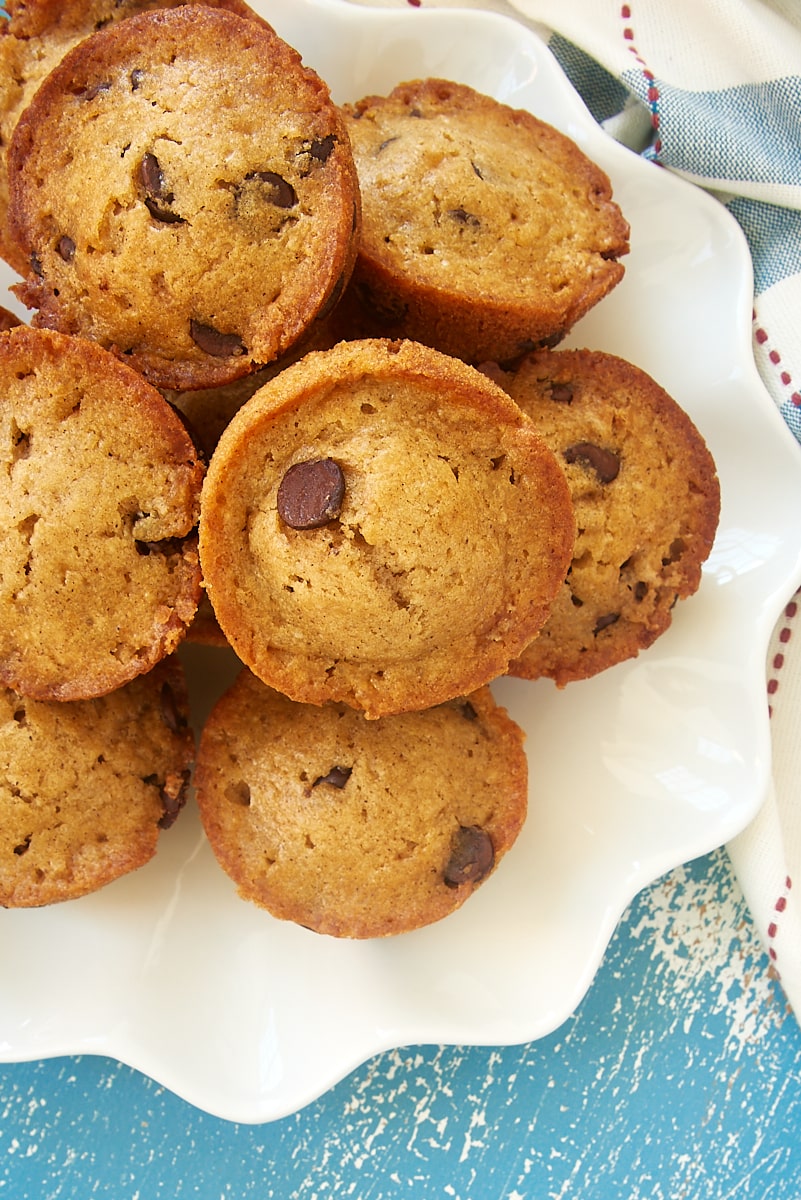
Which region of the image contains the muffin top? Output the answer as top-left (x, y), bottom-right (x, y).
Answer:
top-left (194, 671), bottom-right (528, 938)
top-left (7, 5), bottom-right (360, 389)
top-left (0, 655), bottom-right (194, 908)
top-left (199, 338), bottom-right (576, 717)
top-left (0, 0), bottom-right (274, 276)
top-left (490, 348), bottom-right (721, 684)
top-left (341, 78), bottom-right (629, 362)
top-left (0, 325), bottom-right (204, 700)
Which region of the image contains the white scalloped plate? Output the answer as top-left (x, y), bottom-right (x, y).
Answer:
top-left (2, 0), bottom-right (801, 1124)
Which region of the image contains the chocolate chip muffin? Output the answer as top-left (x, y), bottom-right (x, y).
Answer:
top-left (0, 655), bottom-right (194, 907)
top-left (7, 5), bottom-right (360, 389)
top-left (0, 325), bottom-right (204, 701)
top-left (194, 669), bottom-right (528, 938)
top-left (0, 0), bottom-right (273, 277)
top-left (340, 78), bottom-right (629, 365)
top-left (485, 348), bottom-right (720, 685)
top-left (199, 338), bottom-right (576, 718)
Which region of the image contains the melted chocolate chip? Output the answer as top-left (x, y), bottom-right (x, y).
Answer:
top-left (72, 80), bottom-right (111, 102)
top-left (157, 769), bottom-right (191, 829)
top-left (56, 235), bottom-right (75, 263)
top-left (145, 198), bottom-right (186, 224)
top-left (662, 538), bottom-right (686, 565)
top-left (139, 152), bottom-right (185, 224)
top-left (549, 381), bottom-right (574, 404)
top-left (277, 459), bottom-right (345, 529)
top-left (140, 152), bottom-right (165, 197)
top-left (563, 442), bottom-right (620, 483)
top-left (312, 766), bottom-right (352, 789)
top-left (447, 207), bottom-right (480, 228)
top-left (244, 170), bottom-right (298, 209)
top-left (593, 612), bottom-right (620, 635)
top-left (189, 319), bottom-right (246, 358)
top-left (444, 826), bottom-right (494, 888)
top-left (134, 537), bottom-right (182, 557)
top-left (159, 681), bottom-right (186, 733)
top-left (307, 135), bottom-right (336, 163)
top-left (634, 581), bottom-right (648, 601)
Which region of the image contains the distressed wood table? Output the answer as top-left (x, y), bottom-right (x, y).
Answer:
top-left (1, 848), bottom-right (799, 1199)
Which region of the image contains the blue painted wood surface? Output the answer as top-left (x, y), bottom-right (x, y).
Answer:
top-left (1, 848), bottom-right (799, 1198)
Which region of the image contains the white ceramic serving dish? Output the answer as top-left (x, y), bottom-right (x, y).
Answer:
top-left (1, 0), bottom-right (801, 1124)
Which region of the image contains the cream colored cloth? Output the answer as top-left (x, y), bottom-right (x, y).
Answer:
top-left (338, 0), bottom-right (801, 1013)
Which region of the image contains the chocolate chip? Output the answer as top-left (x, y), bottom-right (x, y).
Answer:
top-left (563, 442), bottom-right (620, 483)
top-left (139, 152), bottom-right (185, 224)
top-left (244, 170), bottom-right (298, 209)
top-left (277, 459), bottom-right (345, 529)
top-left (634, 581), bottom-right (648, 601)
top-left (144, 197), bottom-right (187, 223)
top-left (549, 381), bottom-right (574, 404)
top-left (444, 826), bottom-right (494, 888)
top-left (56, 235), bottom-right (75, 262)
top-left (447, 207), bottom-right (480, 228)
top-left (130, 68), bottom-right (145, 91)
top-left (30, 252), bottom-right (43, 278)
top-left (460, 700), bottom-right (478, 720)
top-left (13, 835), bottom-right (31, 857)
top-left (72, 81), bottom-right (111, 101)
top-left (312, 766), bottom-right (352, 789)
top-left (135, 537), bottom-right (182, 557)
top-left (157, 769), bottom-right (191, 829)
top-left (662, 538), bottom-right (686, 565)
top-left (159, 681), bottom-right (186, 733)
top-left (189, 319), bottom-right (246, 358)
top-left (307, 135), bottom-right (336, 163)
top-left (593, 612), bottom-right (620, 635)
top-left (140, 152), bottom-right (165, 197)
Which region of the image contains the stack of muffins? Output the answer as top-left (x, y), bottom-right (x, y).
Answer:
top-left (0, 1), bottom-right (720, 936)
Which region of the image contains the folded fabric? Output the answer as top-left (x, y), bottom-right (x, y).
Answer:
top-left (339, 0), bottom-right (801, 1014)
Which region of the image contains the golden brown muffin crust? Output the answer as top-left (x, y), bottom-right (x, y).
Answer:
top-left (199, 338), bottom-right (576, 717)
top-left (341, 78), bottom-right (629, 363)
top-left (0, 0), bottom-right (273, 275)
top-left (491, 348), bottom-right (721, 685)
top-left (0, 655), bottom-right (194, 907)
top-left (0, 325), bottom-right (205, 701)
top-left (194, 671), bottom-right (528, 938)
top-left (7, 6), bottom-right (361, 389)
